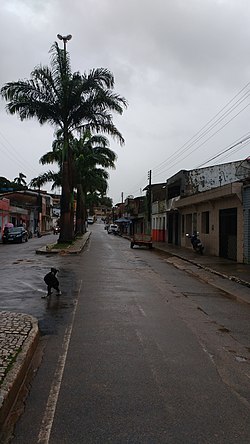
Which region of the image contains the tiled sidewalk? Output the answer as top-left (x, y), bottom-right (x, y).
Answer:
top-left (0, 312), bottom-right (39, 436)
top-left (0, 313), bottom-right (34, 385)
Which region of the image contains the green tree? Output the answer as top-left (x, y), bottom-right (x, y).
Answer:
top-left (32, 130), bottom-right (116, 234)
top-left (99, 196), bottom-right (113, 208)
top-left (73, 132), bottom-right (116, 233)
top-left (0, 177), bottom-right (12, 191)
top-left (14, 172), bottom-right (27, 188)
top-left (1, 42), bottom-right (127, 242)
top-left (29, 171), bottom-right (60, 191)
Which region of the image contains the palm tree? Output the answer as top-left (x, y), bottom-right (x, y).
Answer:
top-left (29, 171), bottom-right (61, 191)
top-left (1, 42), bottom-right (127, 242)
top-left (32, 130), bottom-right (116, 234)
top-left (76, 167), bottom-right (109, 234)
top-left (14, 172), bottom-right (27, 187)
top-left (73, 132), bottom-right (116, 233)
top-left (38, 130), bottom-right (116, 234)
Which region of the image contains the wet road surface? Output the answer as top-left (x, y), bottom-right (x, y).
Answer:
top-left (0, 233), bottom-right (78, 335)
top-left (1, 224), bottom-right (250, 443)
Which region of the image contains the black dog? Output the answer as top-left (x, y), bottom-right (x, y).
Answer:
top-left (43, 268), bottom-right (61, 298)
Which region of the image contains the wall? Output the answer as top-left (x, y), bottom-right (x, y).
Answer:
top-left (152, 200), bottom-right (166, 241)
top-left (243, 185), bottom-right (250, 263)
top-left (178, 184), bottom-right (244, 262)
top-left (0, 199), bottom-right (10, 241)
top-left (185, 160), bottom-right (250, 195)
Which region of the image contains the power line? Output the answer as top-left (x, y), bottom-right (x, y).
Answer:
top-left (152, 81), bottom-right (250, 175)
top-left (196, 133), bottom-right (250, 168)
top-left (153, 103), bottom-right (249, 178)
top-left (153, 98), bottom-right (250, 176)
top-left (0, 130), bottom-right (41, 178)
top-left (122, 82), bottom-right (250, 198)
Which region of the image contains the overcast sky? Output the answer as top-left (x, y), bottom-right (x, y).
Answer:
top-left (1, 0), bottom-right (250, 204)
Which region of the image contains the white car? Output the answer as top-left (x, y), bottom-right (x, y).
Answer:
top-left (107, 224), bottom-right (119, 234)
top-left (87, 216), bottom-right (95, 224)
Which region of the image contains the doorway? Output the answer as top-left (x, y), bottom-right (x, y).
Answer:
top-left (219, 208), bottom-right (237, 261)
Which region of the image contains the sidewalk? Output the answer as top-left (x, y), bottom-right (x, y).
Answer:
top-left (0, 233), bottom-right (249, 438)
top-left (0, 312), bottom-right (39, 441)
top-left (152, 241), bottom-right (250, 305)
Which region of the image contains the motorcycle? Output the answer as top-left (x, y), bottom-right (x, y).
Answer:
top-left (186, 231), bottom-right (204, 255)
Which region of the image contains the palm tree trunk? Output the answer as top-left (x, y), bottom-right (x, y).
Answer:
top-left (75, 184), bottom-right (85, 235)
top-left (82, 191), bottom-right (87, 233)
top-left (59, 160), bottom-right (73, 242)
top-left (59, 128), bottom-right (74, 243)
top-left (69, 153), bottom-right (76, 236)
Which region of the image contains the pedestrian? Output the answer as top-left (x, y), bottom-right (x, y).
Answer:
top-left (42, 268), bottom-right (62, 298)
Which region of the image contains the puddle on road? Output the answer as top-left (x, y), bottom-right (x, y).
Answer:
top-left (12, 259), bottom-right (36, 264)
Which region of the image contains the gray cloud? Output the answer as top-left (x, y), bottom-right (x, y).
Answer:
top-left (1, 0), bottom-right (250, 202)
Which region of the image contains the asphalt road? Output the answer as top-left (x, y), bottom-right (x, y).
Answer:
top-left (1, 223), bottom-right (250, 443)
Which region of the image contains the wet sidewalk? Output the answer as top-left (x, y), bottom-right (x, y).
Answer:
top-left (152, 241), bottom-right (250, 305)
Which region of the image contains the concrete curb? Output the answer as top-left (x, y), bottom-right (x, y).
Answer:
top-left (0, 315), bottom-right (39, 437)
top-left (36, 231), bottom-right (91, 255)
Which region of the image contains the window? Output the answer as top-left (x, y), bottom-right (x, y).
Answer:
top-left (201, 211), bottom-right (209, 234)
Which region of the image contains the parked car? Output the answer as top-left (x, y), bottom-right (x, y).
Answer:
top-left (107, 224), bottom-right (119, 234)
top-left (3, 226), bottom-right (28, 243)
top-left (87, 216), bottom-right (95, 224)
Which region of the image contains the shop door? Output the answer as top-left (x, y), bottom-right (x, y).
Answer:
top-left (219, 208), bottom-right (237, 261)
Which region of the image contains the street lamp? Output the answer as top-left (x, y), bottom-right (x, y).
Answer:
top-left (57, 34), bottom-right (72, 52)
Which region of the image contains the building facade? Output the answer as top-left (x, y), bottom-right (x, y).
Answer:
top-left (150, 159), bottom-right (250, 263)
top-left (0, 190), bottom-right (54, 236)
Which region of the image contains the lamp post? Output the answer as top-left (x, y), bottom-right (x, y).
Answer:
top-left (148, 169), bottom-right (152, 227)
top-left (57, 34), bottom-right (72, 54)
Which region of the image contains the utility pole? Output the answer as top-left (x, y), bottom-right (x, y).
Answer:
top-left (147, 170), bottom-right (152, 231)
top-left (121, 192), bottom-right (124, 218)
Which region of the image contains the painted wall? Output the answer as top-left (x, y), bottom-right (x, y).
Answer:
top-left (185, 160), bottom-right (250, 195)
top-left (179, 193), bottom-right (244, 262)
